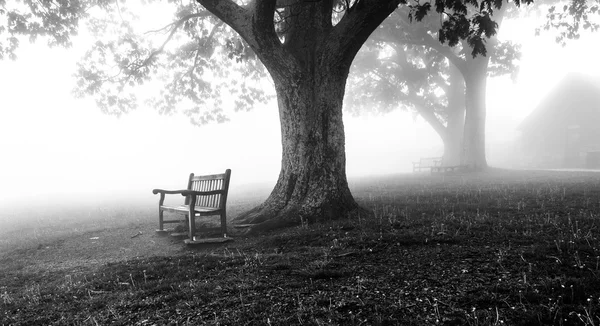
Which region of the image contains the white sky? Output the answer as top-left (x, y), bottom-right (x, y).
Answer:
top-left (0, 8), bottom-right (599, 207)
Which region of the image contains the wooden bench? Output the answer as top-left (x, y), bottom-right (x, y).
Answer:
top-left (152, 169), bottom-right (231, 244)
top-left (430, 165), bottom-right (468, 173)
top-left (412, 157), bottom-right (442, 172)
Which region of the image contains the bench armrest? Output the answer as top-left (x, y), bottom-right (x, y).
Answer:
top-left (152, 189), bottom-right (189, 195)
top-left (152, 189), bottom-right (224, 196)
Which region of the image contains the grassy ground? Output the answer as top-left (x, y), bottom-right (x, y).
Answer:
top-left (2, 169), bottom-right (600, 325)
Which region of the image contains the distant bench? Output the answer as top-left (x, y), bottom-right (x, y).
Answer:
top-left (412, 157), bottom-right (442, 172)
top-left (152, 169), bottom-right (232, 245)
top-left (413, 157), bottom-right (469, 174)
top-left (431, 165), bottom-right (468, 173)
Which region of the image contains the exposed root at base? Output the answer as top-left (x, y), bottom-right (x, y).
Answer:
top-left (233, 205), bottom-right (370, 234)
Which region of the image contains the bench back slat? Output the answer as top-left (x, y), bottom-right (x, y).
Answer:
top-left (420, 157), bottom-right (442, 167)
top-left (185, 169), bottom-right (231, 209)
top-left (413, 157), bottom-right (443, 172)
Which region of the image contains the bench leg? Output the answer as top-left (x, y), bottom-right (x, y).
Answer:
top-left (159, 209), bottom-right (165, 230)
top-left (156, 209), bottom-right (169, 235)
top-left (188, 212), bottom-right (196, 241)
top-left (220, 213), bottom-right (227, 238)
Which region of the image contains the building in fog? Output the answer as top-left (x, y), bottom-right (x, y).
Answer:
top-left (518, 73), bottom-right (600, 169)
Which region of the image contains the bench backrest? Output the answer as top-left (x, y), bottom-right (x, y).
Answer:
top-left (185, 169), bottom-right (231, 209)
top-left (420, 157), bottom-right (442, 167)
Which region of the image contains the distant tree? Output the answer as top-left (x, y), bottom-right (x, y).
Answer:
top-left (0, 0), bottom-right (531, 230)
top-left (346, 6), bottom-right (520, 169)
top-left (346, 38), bottom-right (467, 166)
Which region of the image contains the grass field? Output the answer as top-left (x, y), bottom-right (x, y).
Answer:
top-left (1, 169), bottom-right (600, 325)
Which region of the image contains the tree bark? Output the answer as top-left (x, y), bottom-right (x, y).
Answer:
top-left (234, 65), bottom-right (360, 229)
top-left (462, 55), bottom-right (489, 170)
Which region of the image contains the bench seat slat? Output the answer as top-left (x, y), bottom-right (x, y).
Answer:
top-left (160, 205), bottom-right (221, 214)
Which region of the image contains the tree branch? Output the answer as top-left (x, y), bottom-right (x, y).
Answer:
top-left (370, 22), bottom-right (467, 74)
top-left (408, 93), bottom-right (448, 140)
top-left (331, 0), bottom-right (402, 65)
top-left (196, 0), bottom-right (255, 47)
top-left (197, 0), bottom-right (293, 75)
top-left (143, 12), bottom-right (211, 67)
top-left (188, 22), bottom-right (224, 90)
top-left (412, 32), bottom-right (467, 74)
top-left (368, 66), bottom-right (447, 138)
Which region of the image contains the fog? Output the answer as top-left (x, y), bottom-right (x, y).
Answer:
top-left (1, 12), bottom-right (599, 219)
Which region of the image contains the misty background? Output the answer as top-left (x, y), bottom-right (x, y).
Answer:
top-left (0, 10), bottom-right (599, 214)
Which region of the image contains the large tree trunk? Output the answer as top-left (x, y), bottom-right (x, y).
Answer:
top-left (462, 56), bottom-right (489, 170)
top-left (234, 67), bottom-right (360, 230)
top-left (232, 1), bottom-right (387, 232)
top-left (199, 1), bottom-right (400, 232)
top-left (459, 7), bottom-right (507, 171)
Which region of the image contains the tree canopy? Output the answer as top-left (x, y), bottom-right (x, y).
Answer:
top-left (346, 6), bottom-right (520, 120)
top-left (345, 5), bottom-right (521, 168)
top-left (1, 0), bottom-right (533, 109)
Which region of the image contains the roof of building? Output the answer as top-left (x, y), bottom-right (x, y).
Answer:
top-left (518, 72), bottom-right (600, 132)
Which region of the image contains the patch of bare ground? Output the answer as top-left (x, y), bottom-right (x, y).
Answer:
top-left (2, 169), bottom-right (600, 325)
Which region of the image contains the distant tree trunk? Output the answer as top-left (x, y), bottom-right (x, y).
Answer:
top-left (462, 56), bottom-right (489, 170)
top-left (459, 6), bottom-right (506, 171)
top-left (416, 108), bottom-right (464, 167)
top-left (442, 63), bottom-right (465, 166)
top-left (443, 111), bottom-right (464, 165)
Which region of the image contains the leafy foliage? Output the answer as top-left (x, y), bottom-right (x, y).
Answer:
top-left (345, 6), bottom-right (521, 126)
top-left (537, 0), bottom-right (600, 46)
top-left (1, 0), bottom-right (271, 124)
top-left (0, 0), bottom-right (91, 60)
top-left (487, 40), bottom-right (522, 79)
top-left (70, 2), bottom-right (271, 124)
top-left (407, 0), bottom-right (533, 57)
top-left (1, 0), bottom-right (532, 124)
